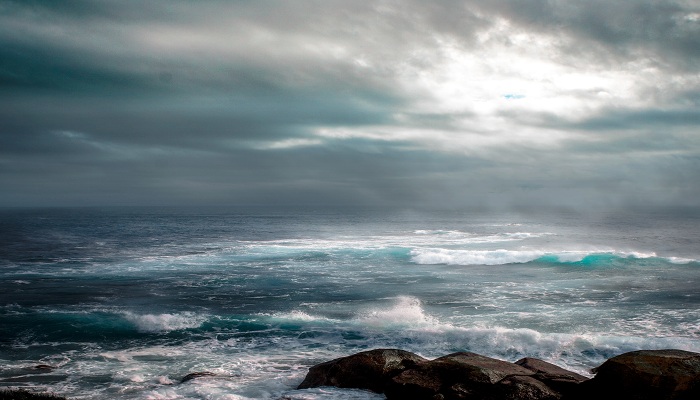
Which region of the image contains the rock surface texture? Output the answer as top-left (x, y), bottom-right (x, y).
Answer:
top-left (574, 349), bottom-right (700, 400)
top-left (180, 371), bottom-right (217, 383)
top-left (385, 352), bottom-right (548, 400)
top-left (297, 348), bottom-right (427, 393)
top-left (298, 348), bottom-right (700, 400)
top-left (515, 357), bottom-right (588, 396)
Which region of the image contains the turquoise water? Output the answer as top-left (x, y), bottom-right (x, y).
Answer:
top-left (1, 207), bottom-right (699, 399)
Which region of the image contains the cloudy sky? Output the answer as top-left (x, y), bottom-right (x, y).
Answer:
top-left (1, 0), bottom-right (699, 209)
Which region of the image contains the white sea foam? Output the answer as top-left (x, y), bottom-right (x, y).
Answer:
top-left (268, 310), bottom-right (338, 323)
top-left (409, 248), bottom-right (686, 266)
top-left (411, 248), bottom-right (546, 265)
top-left (411, 230), bottom-right (550, 244)
top-left (233, 228), bottom-right (549, 262)
top-left (269, 297), bottom-right (444, 330)
top-left (354, 296), bottom-right (440, 328)
top-left (281, 387), bottom-right (385, 399)
top-left (620, 251), bottom-right (656, 259)
top-left (122, 311), bottom-right (208, 332)
top-left (100, 346), bottom-right (187, 362)
top-left (334, 297), bottom-right (700, 374)
top-left (667, 256), bottom-right (697, 264)
top-left (347, 301), bottom-right (700, 373)
top-left (413, 229), bottom-right (467, 236)
top-left (22, 308), bottom-right (700, 399)
top-left (398, 325), bottom-right (700, 374)
top-left (552, 252), bottom-right (587, 262)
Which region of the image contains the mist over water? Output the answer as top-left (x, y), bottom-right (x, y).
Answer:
top-left (1, 207), bottom-right (699, 399)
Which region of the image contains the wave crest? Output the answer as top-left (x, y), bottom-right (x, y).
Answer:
top-left (411, 249), bottom-right (546, 265)
top-left (409, 248), bottom-right (689, 266)
top-left (354, 296), bottom-right (440, 328)
top-left (122, 312), bottom-right (207, 332)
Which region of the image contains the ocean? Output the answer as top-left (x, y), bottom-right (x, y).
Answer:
top-left (1, 206), bottom-right (699, 399)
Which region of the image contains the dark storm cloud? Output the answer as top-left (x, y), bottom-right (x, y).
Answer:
top-left (1, 0), bottom-right (698, 209)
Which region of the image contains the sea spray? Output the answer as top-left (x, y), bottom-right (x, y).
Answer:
top-left (122, 312), bottom-right (208, 333)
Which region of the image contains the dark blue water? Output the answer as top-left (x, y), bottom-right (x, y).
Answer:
top-left (1, 207), bottom-right (699, 399)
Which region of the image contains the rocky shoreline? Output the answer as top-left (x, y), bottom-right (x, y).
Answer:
top-left (298, 348), bottom-right (700, 399)
top-left (4, 349), bottom-right (699, 399)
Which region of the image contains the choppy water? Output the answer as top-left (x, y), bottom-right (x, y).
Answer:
top-left (1, 207), bottom-right (699, 399)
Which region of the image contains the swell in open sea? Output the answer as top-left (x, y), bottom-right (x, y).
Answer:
top-left (1, 206), bottom-right (699, 399)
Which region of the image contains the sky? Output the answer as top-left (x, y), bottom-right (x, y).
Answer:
top-left (1, 0), bottom-right (699, 210)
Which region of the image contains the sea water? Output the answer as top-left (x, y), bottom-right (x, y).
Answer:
top-left (1, 206), bottom-right (699, 399)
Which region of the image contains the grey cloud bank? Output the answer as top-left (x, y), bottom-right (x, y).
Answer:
top-left (1, 0), bottom-right (699, 210)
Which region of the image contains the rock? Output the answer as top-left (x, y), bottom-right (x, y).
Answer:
top-left (515, 357), bottom-right (588, 396)
top-left (297, 348), bottom-right (427, 393)
top-left (435, 352), bottom-right (536, 383)
top-left (385, 366), bottom-right (445, 399)
top-left (298, 349), bottom-right (700, 400)
top-left (497, 375), bottom-right (562, 400)
top-left (32, 365), bottom-right (54, 371)
top-left (181, 371), bottom-right (217, 383)
top-left (575, 349), bottom-right (700, 400)
top-left (385, 352), bottom-right (538, 400)
top-left (0, 389), bottom-right (68, 400)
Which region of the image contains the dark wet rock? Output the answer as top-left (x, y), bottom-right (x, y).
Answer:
top-left (434, 352), bottom-right (536, 383)
top-left (297, 348), bottom-right (427, 393)
top-left (32, 365), bottom-right (54, 371)
top-left (298, 349), bottom-right (700, 400)
top-left (0, 389), bottom-right (68, 400)
top-left (1, 374), bottom-right (68, 384)
top-left (497, 375), bottom-right (562, 400)
top-left (573, 349), bottom-right (700, 400)
top-left (385, 367), bottom-right (444, 398)
top-left (515, 357), bottom-right (588, 396)
top-left (180, 371), bottom-right (217, 383)
top-left (385, 352), bottom-right (539, 399)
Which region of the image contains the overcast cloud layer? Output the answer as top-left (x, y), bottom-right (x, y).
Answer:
top-left (1, 0), bottom-right (699, 210)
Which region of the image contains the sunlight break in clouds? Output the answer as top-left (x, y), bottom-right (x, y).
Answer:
top-left (308, 16), bottom-right (675, 155)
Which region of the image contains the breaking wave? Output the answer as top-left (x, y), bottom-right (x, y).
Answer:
top-left (354, 296), bottom-right (440, 328)
top-left (409, 248), bottom-right (693, 266)
top-left (122, 311), bottom-right (208, 332)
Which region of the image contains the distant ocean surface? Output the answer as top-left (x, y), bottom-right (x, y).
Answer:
top-left (1, 206), bottom-right (699, 399)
